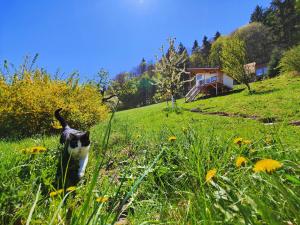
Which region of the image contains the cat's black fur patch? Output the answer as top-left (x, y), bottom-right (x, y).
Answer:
top-left (54, 108), bottom-right (90, 189)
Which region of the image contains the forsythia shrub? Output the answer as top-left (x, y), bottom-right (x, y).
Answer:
top-left (0, 69), bottom-right (108, 137)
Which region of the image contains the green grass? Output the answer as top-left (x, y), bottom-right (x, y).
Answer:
top-left (179, 73), bottom-right (300, 122)
top-left (1, 74), bottom-right (300, 224)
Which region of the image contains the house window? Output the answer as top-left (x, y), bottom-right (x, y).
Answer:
top-left (196, 74), bottom-right (203, 81)
top-left (256, 67), bottom-right (268, 76)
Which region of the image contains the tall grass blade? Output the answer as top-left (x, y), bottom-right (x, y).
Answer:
top-left (26, 183), bottom-right (41, 225)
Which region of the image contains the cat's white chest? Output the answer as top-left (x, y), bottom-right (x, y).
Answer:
top-left (68, 141), bottom-right (90, 159)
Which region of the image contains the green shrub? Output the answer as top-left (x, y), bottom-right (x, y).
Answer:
top-left (0, 69), bottom-right (108, 137)
top-left (279, 45), bottom-right (300, 74)
top-left (267, 48), bottom-right (283, 78)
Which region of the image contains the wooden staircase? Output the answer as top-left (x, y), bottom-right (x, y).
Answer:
top-left (185, 85), bottom-right (202, 102)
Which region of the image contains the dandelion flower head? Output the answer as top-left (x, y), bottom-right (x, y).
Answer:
top-left (205, 168), bottom-right (217, 183)
top-left (236, 156), bottom-right (247, 168)
top-left (253, 159), bottom-right (282, 173)
top-left (168, 136), bottom-right (177, 142)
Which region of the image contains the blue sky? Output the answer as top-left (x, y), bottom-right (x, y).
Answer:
top-left (0, 0), bottom-right (271, 79)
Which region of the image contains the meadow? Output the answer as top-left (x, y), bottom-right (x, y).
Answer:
top-left (1, 73), bottom-right (300, 224)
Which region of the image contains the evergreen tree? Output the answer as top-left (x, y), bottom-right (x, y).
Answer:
top-left (267, 48), bottom-right (283, 77)
top-left (250, 5), bottom-right (265, 22)
top-left (264, 0), bottom-right (300, 48)
top-left (178, 42), bottom-right (187, 55)
top-left (214, 31), bottom-right (221, 41)
top-left (201, 36), bottom-right (212, 65)
top-left (192, 40), bottom-right (200, 54)
top-left (139, 58), bottom-right (147, 75)
top-left (189, 52), bottom-right (205, 67)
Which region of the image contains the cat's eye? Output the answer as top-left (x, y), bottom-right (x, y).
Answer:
top-left (70, 139), bottom-right (78, 148)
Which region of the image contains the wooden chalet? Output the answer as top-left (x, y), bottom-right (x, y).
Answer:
top-left (185, 68), bottom-right (234, 102)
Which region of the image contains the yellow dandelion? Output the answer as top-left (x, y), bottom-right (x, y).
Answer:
top-left (50, 189), bottom-right (64, 197)
top-left (265, 136), bottom-right (273, 145)
top-left (253, 159), bottom-right (282, 173)
top-left (243, 140), bottom-right (252, 145)
top-left (22, 146), bottom-right (47, 154)
top-left (66, 186), bottom-right (76, 192)
top-left (236, 156), bottom-right (247, 168)
top-left (168, 136), bottom-right (177, 142)
top-left (205, 168), bottom-right (217, 183)
top-left (233, 137), bottom-right (243, 146)
top-left (96, 196), bottom-right (109, 203)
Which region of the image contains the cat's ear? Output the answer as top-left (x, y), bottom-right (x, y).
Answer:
top-left (69, 133), bottom-right (77, 139)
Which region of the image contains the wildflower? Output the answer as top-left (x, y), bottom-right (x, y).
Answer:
top-left (182, 127), bottom-right (188, 133)
top-left (168, 136), bottom-right (177, 142)
top-left (236, 156), bottom-right (247, 168)
top-left (243, 140), bottom-right (252, 145)
top-left (253, 159), bottom-right (282, 173)
top-left (50, 189), bottom-right (63, 197)
top-left (205, 168), bottom-right (217, 183)
top-left (233, 137), bottom-right (243, 146)
top-left (265, 136), bottom-right (273, 145)
top-left (22, 146), bottom-right (47, 154)
top-left (96, 196), bottom-right (109, 203)
top-left (66, 186), bottom-right (76, 192)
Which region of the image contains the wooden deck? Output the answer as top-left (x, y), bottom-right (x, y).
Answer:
top-left (185, 82), bottom-right (231, 102)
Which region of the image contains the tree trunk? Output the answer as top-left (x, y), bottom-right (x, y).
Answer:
top-left (171, 95), bottom-right (175, 109)
top-left (245, 82), bottom-right (251, 93)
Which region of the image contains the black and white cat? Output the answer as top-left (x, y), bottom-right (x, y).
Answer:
top-left (55, 108), bottom-right (90, 186)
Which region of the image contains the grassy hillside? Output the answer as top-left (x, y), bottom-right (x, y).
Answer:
top-left (180, 73), bottom-right (300, 122)
top-left (1, 74), bottom-right (300, 224)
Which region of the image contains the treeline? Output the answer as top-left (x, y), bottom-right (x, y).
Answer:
top-left (104, 0), bottom-right (300, 110)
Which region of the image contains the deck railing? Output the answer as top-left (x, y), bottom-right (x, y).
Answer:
top-left (198, 76), bottom-right (217, 86)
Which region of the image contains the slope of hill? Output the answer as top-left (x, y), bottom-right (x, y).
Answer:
top-left (1, 73), bottom-right (300, 224)
top-left (179, 73), bottom-right (300, 122)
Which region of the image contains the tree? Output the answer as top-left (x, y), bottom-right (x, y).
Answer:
top-left (178, 42), bottom-right (187, 55)
top-left (267, 48), bottom-right (283, 77)
top-left (139, 58), bottom-right (147, 75)
top-left (232, 22), bottom-right (274, 64)
top-left (137, 73), bottom-right (156, 105)
top-left (214, 31), bottom-right (221, 41)
top-left (279, 44), bottom-right (300, 74)
top-left (154, 38), bottom-right (189, 108)
top-left (264, 0), bottom-right (300, 48)
top-left (192, 40), bottom-right (200, 54)
top-left (250, 5), bottom-right (265, 22)
top-left (146, 61), bottom-right (156, 78)
top-left (95, 68), bottom-right (110, 96)
top-left (201, 36), bottom-right (212, 65)
top-left (221, 37), bottom-right (253, 92)
top-left (209, 36), bottom-right (228, 67)
top-left (189, 52), bottom-right (205, 67)
top-left (110, 72), bottom-right (138, 109)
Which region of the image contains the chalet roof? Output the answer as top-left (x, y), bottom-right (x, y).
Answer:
top-left (187, 67), bottom-right (235, 79)
top-left (187, 67), bottom-right (221, 74)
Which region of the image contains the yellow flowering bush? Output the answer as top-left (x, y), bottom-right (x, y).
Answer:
top-left (0, 69), bottom-right (108, 137)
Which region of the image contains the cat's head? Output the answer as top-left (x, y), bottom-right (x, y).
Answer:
top-left (69, 131), bottom-right (90, 148)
